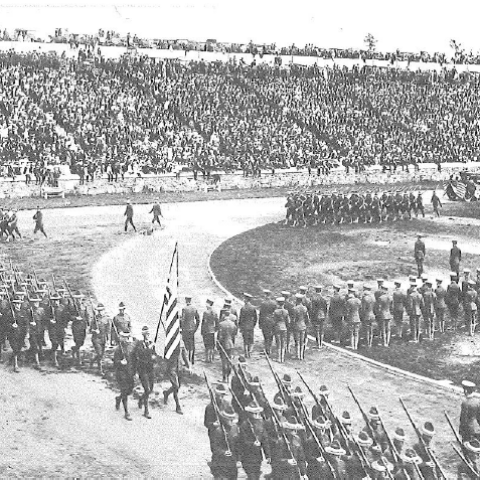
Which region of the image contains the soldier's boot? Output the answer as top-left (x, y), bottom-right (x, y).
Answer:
top-left (122, 397), bottom-right (132, 420)
top-left (13, 354), bottom-right (19, 373)
top-left (53, 351), bottom-right (59, 368)
top-left (143, 395), bottom-right (151, 419)
top-left (33, 352), bottom-right (41, 369)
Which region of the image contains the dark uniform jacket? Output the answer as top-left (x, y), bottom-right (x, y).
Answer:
top-left (201, 309), bottom-right (219, 336)
top-left (133, 338), bottom-right (156, 373)
top-left (218, 318), bottom-right (237, 350)
top-left (446, 282), bottom-right (461, 307)
top-left (459, 394), bottom-right (480, 440)
top-left (239, 303), bottom-right (258, 332)
top-left (181, 305), bottom-right (200, 332)
top-left (329, 293), bottom-right (345, 319)
top-left (311, 293), bottom-right (328, 323)
top-left (259, 298), bottom-right (276, 332)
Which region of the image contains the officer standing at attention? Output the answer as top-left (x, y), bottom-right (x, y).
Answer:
top-left (414, 234), bottom-right (426, 278)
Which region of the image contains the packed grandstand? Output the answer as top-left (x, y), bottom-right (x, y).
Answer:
top-left (1, 31), bottom-right (480, 185)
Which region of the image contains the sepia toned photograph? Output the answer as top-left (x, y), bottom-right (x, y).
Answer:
top-left (1, 0), bottom-right (480, 478)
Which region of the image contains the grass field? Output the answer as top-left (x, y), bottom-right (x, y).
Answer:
top-left (210, 202), bottom-right (480, 384)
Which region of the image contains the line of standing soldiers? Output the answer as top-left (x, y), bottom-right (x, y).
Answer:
top-left (284, 190), bottom-right (443, 227)
top-left (178, 268), bottom-right (480, 373)
top-left (203, 355), bottom-right (460, 479)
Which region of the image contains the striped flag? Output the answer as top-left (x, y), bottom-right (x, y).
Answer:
top-left (155, 242), bottom-right (180, 360)
top-left (443, 180), bottom-right (466, 200)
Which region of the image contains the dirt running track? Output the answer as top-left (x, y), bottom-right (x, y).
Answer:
top-left (0, 197), bottom-right (469, 477)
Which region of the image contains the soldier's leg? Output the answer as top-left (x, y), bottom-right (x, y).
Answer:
top-left (12, 350), bottom-right (20, 372)
top-left (385, 320), bottom-right (391, 346)
top-left (51, 341), bottom-right (59, 366)
top-left (124, 218), bottom-right (129, 232)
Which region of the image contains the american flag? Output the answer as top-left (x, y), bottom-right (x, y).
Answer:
top-left (155, 242), bottom-right (180, 360)
top-left (443, 180), bottom-right (466, 199)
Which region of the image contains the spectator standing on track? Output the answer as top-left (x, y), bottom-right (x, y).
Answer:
top-left (431, 192), bottom-right (443, 217)
top-left (150, 199), bottom-right (163, 227)
top-left (33, 206), bottom-right (47, 238)
top-left (124, 200), bottom-right (136, 233)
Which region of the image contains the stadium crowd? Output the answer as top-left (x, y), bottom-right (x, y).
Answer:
top-left (1, 49), bottom-right (480, 183)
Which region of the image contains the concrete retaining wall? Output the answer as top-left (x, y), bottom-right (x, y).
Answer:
top-left (0, 162), bottom-right (479, 198)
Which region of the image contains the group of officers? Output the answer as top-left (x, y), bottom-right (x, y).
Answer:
top-left (285, 190), bottom-right (443, 227)
top-left (205, 354), bottom-right (480, 479)
top-left (0, 261), bottom-right (188, 420)
top-left (180, 266), bottom-right (480, 373)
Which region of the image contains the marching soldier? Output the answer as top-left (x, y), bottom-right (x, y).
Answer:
top-left (258, 289), bottom-right (276, 356)
top-left (133, 326), bottom-right (156, 419)
top-left (393, 281), bottom-right (406, 339)
top-left (450, 240), bottom-right (462, 277)
top-left (310, 285), bottom-right (328, 348)
top-left (446, 272), bottom-right (462, 331)
top-left (274, 416), bottom-right (307, 480)
top-left (111, 302), bottom-right (132, 346)
top-left (231, 356), bottom-right (251, 418)
top-left (305, 415), bottom-right (333, 479)
top-left (211, 402), bottom-right (240, 480)
top-left (180, 295), bottom-right (200, 365)
top-left (461, 269), bottom-right (472, 307)
top-left (201, 299), bottom-right (218, 363)
top-left (325, 440), bottom-right (348, 478)
top-left (459, 380), bottom-right (480, 443)
top-left (273, 297), bottom-right (289, 363)
top-left (8, 295), bottom-right (28, 372)
top-left (204, 383), bottom-right (228, 454)
top-left (238, 293), bottom-right (258, 359)
top-left (458, 438), bottom-right (480, 479)
top-left (163, 339), bottom-right (191, 415)
top-left (414, 234), bottom-right (426, 278)
top-left (399, 448), bottom-right (423, 480)
top-left (292, 293), bottom-right (309, 360)
top-left (71, 291), bottom-right (89, 365)
top-left (48, 291), bottom-right (71, 367)
top-left (114, 331), bottom-right (136, 421)
top-left (412, 422), bottom-right (438, 479)
top-left (0, 287), bottom-right (10, 356)
top-left (218, 304), bottom-right (238, 382)
top-left (416, 193), bottom-right (425, 218)
top-left (90, 302), bottom-right (111, 375)
top-left (434, 278), bottom-right (447, 333)
top-left (361, 285), bottom-right (376, 348)
top-left (239, 400), bottom-right (271, 480)
top-left (27, 294), bottom-right (45, 368)
top-left (366, 407), bottom-right (388, 452)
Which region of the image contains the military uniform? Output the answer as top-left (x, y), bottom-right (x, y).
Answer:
top-left (7, 301), bottom-right (28, 372)
top-left (460, 381), bottom-right (480, 442)
top-left (28, 301), bottom-right (46, 363)
top-left (392, 283), bottom-right (406, 338)
top-left (111, 306), bottom-right (132, 346)
top-left (422, 283), bottom-right (436, 340)
top-left (273, 299), bottom-right (289, 363)
top-left (292, 295), bottom-right (309, 360)
top-left (238, 295), bottom-right (258, 358)
top-left (133, 328), bottom-right (156, 418)
top-left (180, 299), bottom-right (200, 364)
top-left (91, 305), bottom-right (111, 374)
top-left (414, 237), bottom-right (425, 278)
top-left (450, 241), bottom-right (462, 277)
top-left (346, 291), bottom-right (361, 350)
top-left (407, 287), bottom-right (423, 342)
top-left (361, 286), bottom-right (376, 348)
top-left (124, 202), bottom-right (136, 232)
top-left (163, 344), bottom-right (190, 415)
top-left (114, 336), bottom-right (136, 420)
top-left (446, 275), bottom-right (461, 330)
top-left (201, 300), bottom-right (218, 363)
top-left (218, 312), bottom-right (237, 382)
top-left (310, 286), bottom-right (328, 348)
top-left (434, 280), bottom-right (447, 333)
top-left (258, 291), bottom-right (276, 355)
top-left (329, 288), bottom-right (345, 343)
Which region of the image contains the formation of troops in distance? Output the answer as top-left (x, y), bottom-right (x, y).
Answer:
top-left (285, 191), bottom-right (443, 227)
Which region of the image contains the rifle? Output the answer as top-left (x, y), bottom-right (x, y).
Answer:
top-left (376, 408), bottom-right (413, 480)
top-left (297, 371), bottom-right (327, 416)
top-left (297, 398), bottom-right (339, 479)
top-left (452, 444), bottom-right (480, 479)
top-left (299, 371), bottom-right (350, 455)
top-left (347, 386), bottom-right (392, 478)
top-left (63, 278), bottom-right (79, 315)
top-left (4, 285), bottom-right (17, 328)
top-left (399, 398), bottom-right (446, 479)
top-left (444, 411), bottom-right (463, 447)
top-left (203, 371), bottom-right (232, 457)
top-left (227, 386), bottom-right (262, 449)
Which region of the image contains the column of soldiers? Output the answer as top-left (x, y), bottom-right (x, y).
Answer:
top-left (203, 353), bottom-right (478, 479)
top-left (284, 190), bottom-right (442, 227)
